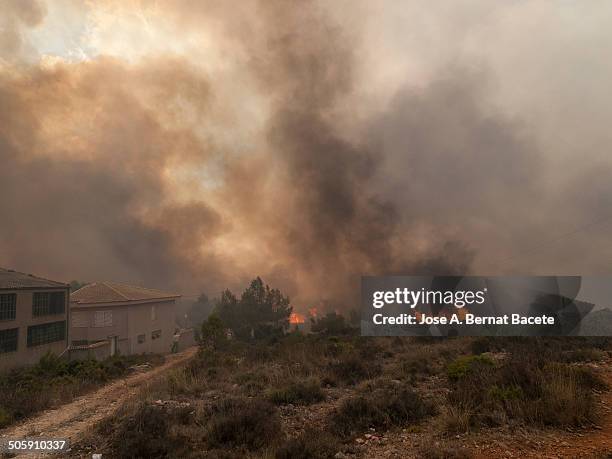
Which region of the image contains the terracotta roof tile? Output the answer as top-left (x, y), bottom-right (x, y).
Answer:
top-left (71, 281), bottom-right (180, 304)
top-left (0, 268), bottom-right (68, 289)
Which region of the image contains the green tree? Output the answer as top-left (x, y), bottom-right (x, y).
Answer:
top-left (215, 277), bottom-right (292, 340)
top-left (200, 314), bottom-right (226, 350)
top-left (311, 312), bottom-right (353, 335)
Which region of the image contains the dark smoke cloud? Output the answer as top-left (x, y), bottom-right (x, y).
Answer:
top-left (1, 0), bottom-right (604, 309)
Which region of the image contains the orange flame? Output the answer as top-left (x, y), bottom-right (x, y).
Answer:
top-left (289, 312), bottom-right (305, 324)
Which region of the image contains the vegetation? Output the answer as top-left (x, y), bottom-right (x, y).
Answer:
top-left (215, 277), bottom-right (293, 340)
top-left (266, 378), bottom-right (325, 405)
top-left (0, 352), bottom-right (163, 428)
top-left (446, 351), bottom-right (606, 429)
top-left (204, 397), bottom-right (282, 450)
top-left (200, 313), bottom-right (227, 350)
top-left (69, 280), bottom-right (88, 292)
top-left (331, 382), bottom-right (435, 436)
top-left (275, 429), bottom-right (340, 459)
top-left (68, 279), bottom-right (610, 458)
top-left (189, 293), bottom-right (215, 331)
top-left (311, 312), bottom-right (354, 335)
top-left (80, 332), bottom-right (610, 458)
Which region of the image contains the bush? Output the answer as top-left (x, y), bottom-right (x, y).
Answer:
top-left (446, 355), bottom-right (495, 381)
top-left (331, 384), bottom-right (434, 437)
top-left (562, 348), bottom-right (608, 363)
top-left (0, 407), bottom-right (11, 428)
top-left (205, 397), bottom-right (282, 450)
top-left (267, 378), bottom-right (325, 405)
top-left (310, 312), bottom-right (354, 335)
top-left (200, 314), bottom-right (227, 350)
top-left (447, 354), bottom-right (604, 428)
top-left (328, 356), bottom-right (382, 385)
top-left (101, 402), bottom-right (193, 458)
top-left (0, 352), bottom-right (163, 427)
top-left (275, 429), bottom-right (340, 459)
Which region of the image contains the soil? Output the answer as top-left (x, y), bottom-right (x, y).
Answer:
top-left (2, 346), bottom-right (609, 458)
top-left (0, 346), bottom-right (197, 457)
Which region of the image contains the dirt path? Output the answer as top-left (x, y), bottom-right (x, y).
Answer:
top-left (0, 346), bottom-right (197, 456)
top-left (475, 362), bottom-right (612, 458)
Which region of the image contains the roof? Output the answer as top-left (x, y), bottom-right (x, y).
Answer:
top-left (71, 281), bottom-right (180, 305)
top-left (0, 268), bottom-right (68, 289)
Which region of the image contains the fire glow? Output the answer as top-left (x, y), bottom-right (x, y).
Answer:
top-left (289, 312), bottom-right (305, 324)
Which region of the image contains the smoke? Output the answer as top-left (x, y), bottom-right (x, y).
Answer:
top-left (0, 0), bottom-right (46, 63)
top-left (1, 0), bottom-right (610, 308)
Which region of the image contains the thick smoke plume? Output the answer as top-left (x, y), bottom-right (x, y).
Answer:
top-left (1, 0), bottom-right (609, 309)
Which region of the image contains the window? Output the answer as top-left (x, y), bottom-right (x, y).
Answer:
top-left (71, 312), bottom-right (89, 328)
top-left (137, 334), bottom-right (146, 344)
top-left (27, 321), bottom-right (65, 347)
top-left (93, 311), bottom-right (112, 327)
top-left (0, 328), bottom-right (18, 353)
top-left (151, 329), bottom-right (161, 340)
top-left (0, 294), bottom-right (16, 321)
top-left (32, 292), bottom-right (65, 317)
top-left (151, 305), bottom-right (157, 321)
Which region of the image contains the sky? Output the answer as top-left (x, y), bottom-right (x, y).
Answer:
top-left (1, 0), bottom-right (612, 309)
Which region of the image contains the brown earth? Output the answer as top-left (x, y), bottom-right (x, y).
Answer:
top-left (3, 344), bottom-right (610, 458)
top-left (0, 346), bottom-right (197, 457)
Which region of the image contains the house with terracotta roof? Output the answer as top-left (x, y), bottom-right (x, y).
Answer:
top-left (0, 268), bottom-right (70, 371)
top-left (70, 282), bottom-right (181, 357)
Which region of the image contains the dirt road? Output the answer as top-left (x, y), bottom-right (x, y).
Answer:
top-left (0, 346), bottom-right (197, 456)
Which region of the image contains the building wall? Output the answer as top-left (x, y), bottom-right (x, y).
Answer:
top-left (70, 299), bottom-right (177, 357)
top-left (0, 287), bottom-right (70, 371)
top-left (68, 341), bottom-right (111, 361)
top-left (70, 305), bottom-right (128, 345)
top-left (126, 300), bottom-right (176, 355)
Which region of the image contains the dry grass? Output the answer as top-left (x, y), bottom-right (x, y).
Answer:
top-left (79, 333), bottom-right (610, 458)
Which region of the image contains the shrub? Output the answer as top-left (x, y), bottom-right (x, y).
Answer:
top-left (331, 384), bottom-right (434, 437)
top-left (0, 353), bottom-right (163, 428)
top-left (311, 312), bottom-right (353, 335)
top-left (562, 348), bottom-right (608, 363)
top-left (200, 314), bottom-right (227, 350)
top-left (267, 378), bottom-right (325, 405)
top-left (447, 354), bottom-right (603, 428)
top-left (102, 402), bottom-right (193, 458)
top-left (275, 429), bottom-right (340, 459)
top-left (328, 356), bottom-right (382, 385)
top-left (446, 355), bottom-right (495, 381)
top-left (205, 397), bottom-right (282, 450)
top-left (0, 407), bottom-right (12, 428)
